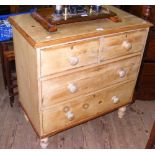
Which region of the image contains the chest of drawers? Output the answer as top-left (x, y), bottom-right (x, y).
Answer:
top-left (121, 5), bottom-right (155, 100)
top-left (9, 6), bottom-right (151, 148)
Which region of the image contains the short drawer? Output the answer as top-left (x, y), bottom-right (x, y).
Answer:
top-left (41, 55), bottom-right (141, 107)
top-left (99, 29), bottom-right (147, 61)
top-left (40, 39), bottom-right (99, 76)
top-left (42, 81), bottom-right (135, 134)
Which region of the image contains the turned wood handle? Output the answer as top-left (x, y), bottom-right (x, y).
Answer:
top-left (122, 40), bottom-right (132, 50)
top-left (69, 56), bottom-right (79, 66)
top-left (31, 12), bottom-right (57, 32)
top-left (67, 83), bottom-right (77, 93)
top-left (118, 69), bottom-right (126, 78)
top-left (66, 111), bottom-right (74, 121)
top-left (112, 96), bottom-right (119, 104)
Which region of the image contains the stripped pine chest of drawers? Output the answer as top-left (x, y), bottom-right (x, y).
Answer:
top-left (9, 6), bottom-right (152, 148)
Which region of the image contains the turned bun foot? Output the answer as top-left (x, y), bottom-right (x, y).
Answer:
top-left (118, 106), bottom-right (126, 118)
top-left (24, 113), bottom-right (29, 122)
top-left (40, 137), bottom-right (49, 149)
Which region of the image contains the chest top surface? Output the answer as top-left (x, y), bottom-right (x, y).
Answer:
top-left (9, 6), bottom-right (152, 48)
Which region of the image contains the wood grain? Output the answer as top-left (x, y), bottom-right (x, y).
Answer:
top-left (9, 5), bottom-right (151, 141)
top-left (35, 6), bottom-right (117, 26)
top-left (0, 63), bottom-right (155, 148)
top-left (31, 12), bottom-right (57, 32)
top-left (144, 30), bottom-right (155, 61)
top-left (41, 55), bottom-right (141, 107)
top-left (42, 80), bottom-right (135, 135)
top-left (136, 63), bottom-right (155, 100)
top-left (12, 28), bottom-right (42, 135)
top-left (121, 6), bottom-right (155, 100)
top-left (99, 29), bottom-right (148, 61)
top-left (9, 6), bottom-right (152, 48)
top-left (40, 39), bottom-right (99, 76)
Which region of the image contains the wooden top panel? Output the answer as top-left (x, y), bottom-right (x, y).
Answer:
top-left (9, 6), bottom-right (152, 48)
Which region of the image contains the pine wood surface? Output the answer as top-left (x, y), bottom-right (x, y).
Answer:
top-left (12, 28), bottom-right (41, 135)
top-left (0, 62), bottom-right (155, 149)
top-left (40, 28), bottom-right (147, 77)
top-left (11, 13), bottom-right (150, 138)
top-left (7, 6), bottom-right (152, 146)
top-left (41, 55), bottom-right (141, 107)
top-left (12, 16), bottom-right (149, 138)
top-left (9, 6), bottom-right (152, 48)
top-left (42, 80), bottom-right (135, 135)
top-left (99, 29), bottom-right (147, 61)
top-left (40, 38), bottom-right (99, 76)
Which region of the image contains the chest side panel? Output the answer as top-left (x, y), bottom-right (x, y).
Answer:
top-left (13, 27), bottom-right (42, 135)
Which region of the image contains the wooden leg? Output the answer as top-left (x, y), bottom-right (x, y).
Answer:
top-left (118, 106), bottom-right (126, 118)
top-left (5, 58), bottom-right (14, 107)
top-left (145, 121), bottom-right (155, 149)
top-left (40, 137), bottom-right (49, 149)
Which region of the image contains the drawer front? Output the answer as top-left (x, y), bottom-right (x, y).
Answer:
top-left (40, 39), bottom-right (99, 76)
top-left (99, 29), bottom-right (147, 61)
top-left (42, 55), bottom-right (141, 107)
top-left (42, 81), bottom-right (135, 134)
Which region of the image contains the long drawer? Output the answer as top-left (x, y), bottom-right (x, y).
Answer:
top-left (99, 29), bottom-right (147, 61)
top-left (42, 80), bottom-right (135, 135)
top-left (41, 55), bottom-right (141, 107)
top-left (40, 39), bottom-right (99, 76)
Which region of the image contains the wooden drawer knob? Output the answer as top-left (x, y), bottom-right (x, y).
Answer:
top-left (112, 96), bottom-right (119, 104)
top-left (67, 83), bottom-right (77, 93)
top-left (69, 56), bottom-right (79, 66)
top-left (118, 69), bottom-right (126, 78)
top-left (122, 40), bottom-right (132, 50)
top-left (66, 111), bottom-right (74, 121)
